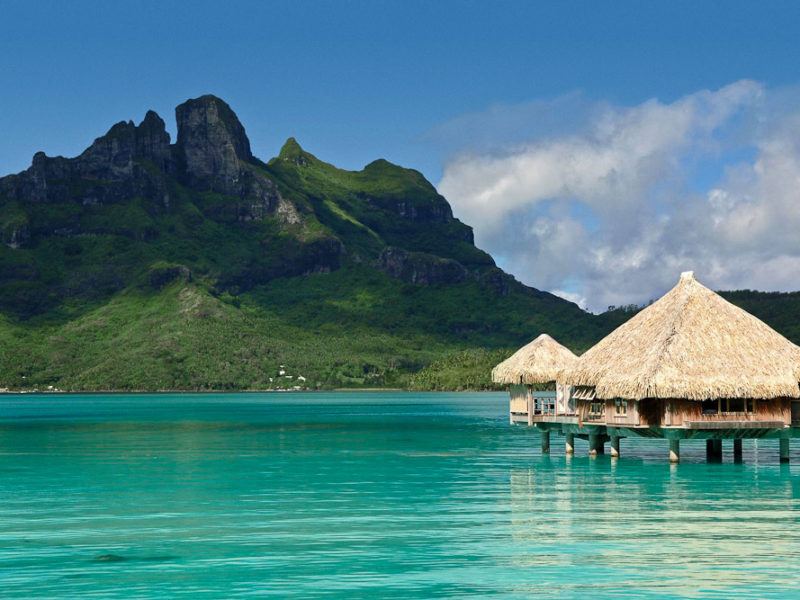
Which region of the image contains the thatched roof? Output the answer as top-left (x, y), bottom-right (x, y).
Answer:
top-left (562, 271), bottom-right (800, 400)
top-left (492, 334), bottom-right (579, 384)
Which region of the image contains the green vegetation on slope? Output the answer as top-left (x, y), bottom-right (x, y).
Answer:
top-left (0, 278), bottom-right (453, 391)
top-left (407, 349), bottom-right (511, 391)
top-left (3, 262), bottom-right (799, 392)
top-left (0, 264), bottom-right (631, 391)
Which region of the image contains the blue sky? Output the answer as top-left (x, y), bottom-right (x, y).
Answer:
top-left (3, 1), bottom-right (800, 309)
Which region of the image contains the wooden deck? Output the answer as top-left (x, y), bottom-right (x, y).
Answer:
top-left (509, 387), bottom-right (798, 463)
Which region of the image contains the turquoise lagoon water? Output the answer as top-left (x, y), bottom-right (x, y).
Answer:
top-left (2, 392), bottom-right (800, 599)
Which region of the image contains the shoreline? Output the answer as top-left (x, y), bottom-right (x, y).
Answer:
top-left (0, 387), bottom-right (503, 395)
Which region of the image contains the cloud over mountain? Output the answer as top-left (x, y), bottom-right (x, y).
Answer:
top-left (437, 80), bottom-right (800, 311)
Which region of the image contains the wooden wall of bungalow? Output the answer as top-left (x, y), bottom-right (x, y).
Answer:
top-left (661, 397), bottom-right (791, 428)
top-left (577, 396), bottom-right (792, 428)
top-left (509, 385), bottom-right (529, 415)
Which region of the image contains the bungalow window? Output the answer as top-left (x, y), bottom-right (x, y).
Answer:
top-left (712, 398), bottom-right (755, 414)
top-left (701, 400), bottom-right (718, 414)
top-left (615, 399), bottom-right (627, 415)
top-left (588, 402), bottom-right (605, 416)
top-left (728, 398), bottom-right (746, 413)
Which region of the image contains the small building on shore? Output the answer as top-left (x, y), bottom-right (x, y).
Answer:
top-left (496, 271), bottom-right (800, 463)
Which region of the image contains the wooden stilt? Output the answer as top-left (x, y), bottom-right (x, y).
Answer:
top-left (565, 433), bottom-right (574, 455)
top-left (733, 439), bottom-right (743, 462)
top-left (669, 439), bottom-right (680, 463)
top-left (780, 437), bottom-right (790, 463)
top-left (706, 439), bottom-right (722, 462)
top-left (610, 436), bottom-right (620, 458)
top-left (712, 439), bottom-right (722, 459)
top-left (527, 394), bottom-right (533, 426)
top-left (589, 433), bottom-right (599, 457)
top-left (541, 431), bottom-right (550, 454)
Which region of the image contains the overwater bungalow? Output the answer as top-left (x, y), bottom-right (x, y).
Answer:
top-left (496, 271), bottom-right (800, 463)
top-left (491, 334), bottom-right (578, 453)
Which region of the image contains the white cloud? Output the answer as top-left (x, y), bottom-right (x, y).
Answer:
top-left (435, 80), bottom-right (800, 312)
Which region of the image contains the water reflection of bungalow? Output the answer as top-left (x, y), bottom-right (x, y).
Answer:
top-left (494, 272), bottom-right (800, 463)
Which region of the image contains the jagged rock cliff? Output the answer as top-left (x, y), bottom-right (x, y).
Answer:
top-left (0, 94), bottom-right (562, 319)
top-left (175, 95), bottom-right (253, 191)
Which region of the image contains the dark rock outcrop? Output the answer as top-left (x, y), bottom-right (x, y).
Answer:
top-left (358, 192), bottom-right (456, 227)
top-left (136, 111), bottom-right (172, 171)
top-left (477, 267), bottom-right (515, 296)
top-left (377, 247), bottom-right (525, 296)
top-left (79, 121), bottom-right (138, 179)
top-left (175, 95), bottom-right (252, 193)
top-left (377, 246), bottom-right (468, 285)
top-left (357, 160), bottom-right (458, 226)
top-left (0, 112), bottom-right (174, 209)
top-left (79, 112), bottom-right (173, 180)
top-left (0, 96), bottom-right (293, 232)
top-left (172, 95), bottom-right (288, 221)
top-left (385, 196), bottom-right (454, 225)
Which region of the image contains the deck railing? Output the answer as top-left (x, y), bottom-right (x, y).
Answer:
top-left (533, 392), bottom-right (556, 415)
top-left (510, 390), bottom-right (578, 424)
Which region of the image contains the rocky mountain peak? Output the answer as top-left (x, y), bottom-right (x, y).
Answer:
top-left (175, 95), bottom-right (252, 191)
top-left (77, 120), bottom-right (138, 178)
top-left (75, 111), bottom-right (172, 178)
top-left (278, 137), bottom-right (313, 166)
top-left (135, 111), bottom-right (171, 170)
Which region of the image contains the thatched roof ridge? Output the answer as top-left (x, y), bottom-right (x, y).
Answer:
top-left (562, 271), bottom-right (800, 400)
top-left (492, 333), bottom-right (579, 384)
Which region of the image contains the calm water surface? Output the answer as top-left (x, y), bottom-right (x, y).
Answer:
top-left (2, 392), bottom-right (800, 599)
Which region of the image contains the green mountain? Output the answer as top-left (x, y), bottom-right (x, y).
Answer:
top-left (11, 95), bottom-right (793, 392)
